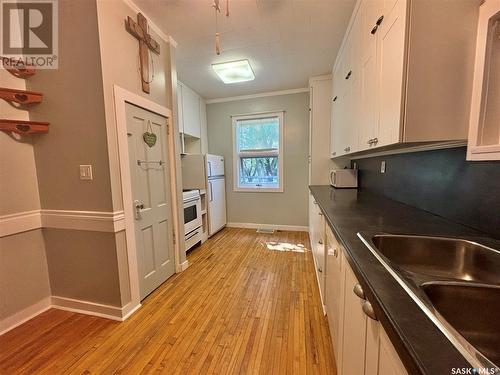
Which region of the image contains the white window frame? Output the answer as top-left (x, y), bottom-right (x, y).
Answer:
top-left (232, 111), bottom-right (284, 193)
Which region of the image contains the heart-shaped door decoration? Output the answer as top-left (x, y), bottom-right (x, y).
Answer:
top-left (143, 132), bottom-right (157, 147)
top-left (142, 120), bottom-right (157, 147)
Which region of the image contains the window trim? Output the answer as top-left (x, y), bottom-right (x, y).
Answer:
top-left (232, 111), bottom-right (284, 193)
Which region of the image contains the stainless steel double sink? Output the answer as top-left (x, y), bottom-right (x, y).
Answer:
top-left (358, 233), bottom-right (500, 372)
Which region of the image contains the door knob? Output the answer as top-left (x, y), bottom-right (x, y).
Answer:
top-left (134, 200), bottom-right (144, 220)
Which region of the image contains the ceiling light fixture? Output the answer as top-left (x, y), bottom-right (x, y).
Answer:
top-left (212, 60), bottom-right (255, 84)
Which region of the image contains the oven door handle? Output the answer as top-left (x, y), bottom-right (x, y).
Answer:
top-left (209, 181), bottom-right (213, 202)
top-left (183, 196), bottom-right (200, 204)
top-left (185, 229), bottom-right (200, 241)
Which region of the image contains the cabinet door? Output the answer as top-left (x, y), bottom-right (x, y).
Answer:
top-left (181, 84), bottom-right (201, 138)
top-left (359, 0), bottom-right (383, 151)
top-left (177, 83), bottom-right (184, 133)
top-left (378, 326), bottom-right (408, 375)
top-left (331, 64), bottom-right (346, 157)
top-left (325, 226), bottom-right (344, 362)
top-left (467, 0), bottom-right (500, 160)
top-left (376, 0), bottom-right (407, 147)
top-left (341, 260), bottom-right (368, 375)
top-left (199, 97), bottom-right (208, 154)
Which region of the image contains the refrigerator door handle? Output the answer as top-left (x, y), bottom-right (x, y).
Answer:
top-left (207, 161), bottom-right (212, 177)
top-left (209, 181), bottom-right (213, 202)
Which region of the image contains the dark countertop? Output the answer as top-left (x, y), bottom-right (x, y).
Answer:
top-left (309, 185), bottom-right (500, 375)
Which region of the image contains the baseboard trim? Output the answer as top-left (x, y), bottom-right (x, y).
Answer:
top-left (0, 297), bottom-right (51, 335)
top-left (0, 296), bottom-right (142, 336)
top-left (227, 222), bottom-right (308, 232)
top-left (179, 260), bottom-right (189, 272)
top-left (51, 296), bottom-right (125, 321)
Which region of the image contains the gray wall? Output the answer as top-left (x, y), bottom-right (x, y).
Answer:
top-left (207, 92), bottom-right (310, 227)
top-left (28, 0), bottom-right (111, 212)
top-left (0, 230), bottom-right (50, 320)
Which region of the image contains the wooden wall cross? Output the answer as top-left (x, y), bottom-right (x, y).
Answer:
top-left (125, 13), bottom-right (160, 94)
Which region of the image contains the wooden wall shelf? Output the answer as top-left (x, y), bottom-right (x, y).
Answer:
top-left (0, 119), bottom-right (49, 134)
top-left (0, 88), bottom-right (43, 105)
top-left (1, 60), bottom-right (36, 79)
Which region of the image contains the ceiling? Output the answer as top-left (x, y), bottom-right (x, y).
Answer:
top-left (134, 0), bottom-right (356, 99)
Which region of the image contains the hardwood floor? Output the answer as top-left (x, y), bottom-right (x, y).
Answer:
top-left (0, 228), bottom-right (336, 374)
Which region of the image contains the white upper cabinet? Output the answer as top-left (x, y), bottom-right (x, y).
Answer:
top-left (330, 0), bottom-right (479, 157)
top-left (309, 76), bottom-right (335, 184)
top-left (181, 83), bottom-right (202, 138)
top-left (376, 0), bottom-right (407, 148)
top-left (467, 0), bottom-right (500, 161)
top-left (178, 81), bottom-right (202, 139)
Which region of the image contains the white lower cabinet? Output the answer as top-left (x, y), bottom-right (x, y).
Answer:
top-left (309, 194), bottom-right (326, 306)
top-left (323, 224), bottom-right (407, 375)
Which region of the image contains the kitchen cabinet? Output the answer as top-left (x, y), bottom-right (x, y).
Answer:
top-left (330, 0), bottom-right (479, 157)
top-left (309, 76), bottom-right (335, 183)
top-left (340, 256), bottom-right (368, 374)
top-left (178, 81), bottom-right (208, 155)
top-left (179, 82), bottom-right (201, 138)
top-left (467, 0), bottom-right (500, 161)
top-left (325, 225), bottom-right (345, 364)
top-left (323, 230), bottom-right (408, 375)
top-left (308, 194), bottom-right (326, 306)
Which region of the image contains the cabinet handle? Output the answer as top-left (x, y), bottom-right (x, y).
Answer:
top-left (344, 146), bottom-right (351, 152)
top-left (367, 139), bottom-right (373, 145)
top-left (318, 212), bottom-right (323, 216)
top-left (371, 15), bottom-right (384, 35)
top-left (372, 137), bottom-right (378, 144)
top-left (332, 152), bottom-right (336, 156)
top-left (318, 240), bottom-right (323, 245)
top-left (353, 283), bottom-right (365, 299)
top-left (345, 70), bottom-right (352, 80)
top-left (334, 248), bottom-right (339, 257)
top-left (318, 267), bottom-right (323, 273)
top-left (362, 300), bottom-right (378, 321)
top-left (333, 96), bottom-right (338, 102)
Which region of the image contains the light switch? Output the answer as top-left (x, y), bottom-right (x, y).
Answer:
top-left (380, 161), bottom-right (386, 174)
top-left (79, 165), bottom-right (93, 180)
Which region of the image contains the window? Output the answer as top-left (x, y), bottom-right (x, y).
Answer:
top-left (232, 112), bottom-right (283, 192)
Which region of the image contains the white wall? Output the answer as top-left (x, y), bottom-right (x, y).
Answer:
top-left (207, 92), bottom-right (310, 227)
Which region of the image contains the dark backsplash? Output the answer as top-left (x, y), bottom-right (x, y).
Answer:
top-left (352, 147), bottom-right (500, 239)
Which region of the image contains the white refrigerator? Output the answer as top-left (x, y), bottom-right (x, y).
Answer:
top-left (206, 154), bottom-right (227, 236)
top-left (181, 154), bottom-right (227, 236)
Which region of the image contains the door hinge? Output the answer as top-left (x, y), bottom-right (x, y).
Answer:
top-left (172, 230), bottom-right (176, 245)
top-left (166, 119), bottom-right (170, 135)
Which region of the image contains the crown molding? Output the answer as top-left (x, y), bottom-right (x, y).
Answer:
top-left (121, 0), bottom-right (178, 47)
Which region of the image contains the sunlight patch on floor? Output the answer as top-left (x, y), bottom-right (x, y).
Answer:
top-left (266, 241), bottom-right (307, 252)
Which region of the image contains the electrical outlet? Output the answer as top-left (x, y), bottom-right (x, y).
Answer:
top-left (79, 165), bottom-right (93, 180)
top-left (380, 161), bottom-right (386, 174)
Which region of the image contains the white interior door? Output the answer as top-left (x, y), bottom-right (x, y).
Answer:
top-left (126, 103), bottom-right (175, 300)
top-left (208, 177), bottom-right (226, 236)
